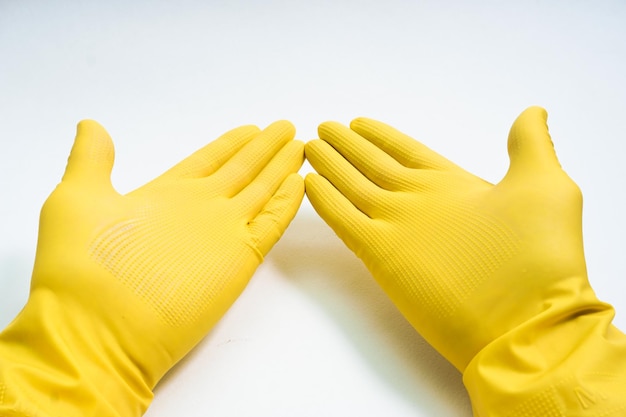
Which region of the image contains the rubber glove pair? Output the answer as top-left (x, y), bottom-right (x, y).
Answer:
top-left (1, 107), bottom-right (625, 416)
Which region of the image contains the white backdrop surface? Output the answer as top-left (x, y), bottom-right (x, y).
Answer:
top-left (1, 1), bottom-right (625, 416)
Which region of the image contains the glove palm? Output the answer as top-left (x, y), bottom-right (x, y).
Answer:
top-left (0, 120), bottom-right (304, 416)
top-left (305, 107), bottom-right (626, 416)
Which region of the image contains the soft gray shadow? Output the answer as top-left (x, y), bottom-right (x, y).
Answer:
top-left (0, 253), bottom-right (33, 328)
top-left (270, 209), bottom-right (473, 415)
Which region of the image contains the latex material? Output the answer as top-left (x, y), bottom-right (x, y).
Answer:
top-left (0, 121), bottom-right (304, 416)
top-left (305, 107), bottom-right (626, 416)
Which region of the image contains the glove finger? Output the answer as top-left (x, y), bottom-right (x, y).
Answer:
top-left (247, 173), bottom-right (305, 256)
top-left (209, 120), bottom-right (296, 197)
top-left (304, 173), bottom-right (370, 253)
top-left (305, 139), bottom-right (387, 218)
top-left (350, 117), bottom-right (461, 171)
top-left (234, 140), bottom-right (305, 219)
top-left (62, 120), bottom-right (115, 188)
top-left (317, 121), bottom-right (413, 191)
top-left (161, 124), bottom-right (261, 179)
top-left (506, 106), bottom-right (563, 176)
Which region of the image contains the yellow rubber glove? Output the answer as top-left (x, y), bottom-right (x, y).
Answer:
top-left (0, 120), bottom-right (304, 416)
top-left (305, 107), bottom-right (626, 416)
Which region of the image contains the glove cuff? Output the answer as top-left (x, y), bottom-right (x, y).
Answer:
top-left (463, 299), bottom-right (626, 416)
top-left (0, 290), bottom-right (153, 417)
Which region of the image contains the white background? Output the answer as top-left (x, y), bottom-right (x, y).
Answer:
top-left (1, 1), bottom-right (625, 416)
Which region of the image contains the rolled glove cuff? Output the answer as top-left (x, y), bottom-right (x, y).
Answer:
top-left (463, 300), bottom-right (626, 417)
top-left (0, 290), bottom-right (153, 417)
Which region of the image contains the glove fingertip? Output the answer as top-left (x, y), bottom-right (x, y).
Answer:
top-left (290, 139), bottom-right (305, 157)
top-left (63, 120), bottom-right (115, 184)
top-left (304, 139), bottom-right (324, 158)
top-left (304, 172), bottom-right (363, 226)
top-left (349, 116), bottom-right (375, 131)
top-left (266, 119), bottom-right (296, 140)
top-left (249, 173), bottom-right (304, 256)
top-left (317, 120), bottom-right (344, 138)
top-left (303, 172), bottom-right (323, 195)
top-left (507, 106), bottom-right (561, 174)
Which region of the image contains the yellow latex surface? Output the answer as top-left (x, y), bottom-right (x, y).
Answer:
top-left (0, 121), bottom-right (304, 416)
top-left (305, 107), bottom-right (626, 416)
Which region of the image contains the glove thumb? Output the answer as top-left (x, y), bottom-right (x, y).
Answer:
top-left (505, 106), bottom-right (562, 180)
top-left (62, 120), bottom-right (115, 187)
